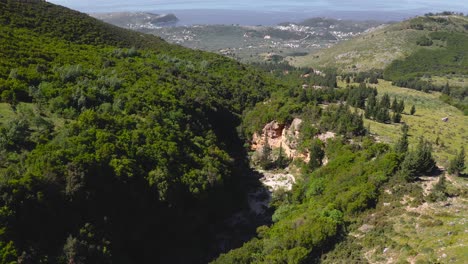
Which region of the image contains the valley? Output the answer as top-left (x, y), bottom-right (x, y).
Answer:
top-left (145, 19), bottom-right (384, 63)
top-left (91, 11), bottom-right (386, 63)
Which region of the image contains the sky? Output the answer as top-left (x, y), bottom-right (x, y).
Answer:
top-left (48, 0), bottom-right (468, 13)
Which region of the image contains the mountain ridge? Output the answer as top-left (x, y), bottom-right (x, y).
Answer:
top-left (291, 14), bottom-right (468, 72)
top-left (90, 12), bottom-right (179, 29)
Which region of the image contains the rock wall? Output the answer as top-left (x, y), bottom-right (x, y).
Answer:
top-left (251, 119), bottom-right (336, 164)
top-left (251, 118), bottom-right (309, 162)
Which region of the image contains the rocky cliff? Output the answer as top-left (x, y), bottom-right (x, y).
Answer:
top-left (251, 118), bottom-right (336, 164)
top-left (251, 118), bottom-right (309, 162)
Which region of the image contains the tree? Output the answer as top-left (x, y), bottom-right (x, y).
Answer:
top-left (369, 75), bottom-right (378, 84)
top-left (260, 141), bottom-right (273, 170)
top-left (448, 146), bottom-right (465, 176)
top-left (365, 93), bottom-right (377, 119)
top-left (391, 97), bottom-right (398, 112)
top-left (379, 93), bottom-right (390, 109)
top-left (442, 82), bottom-right (450, 95)
top-left (397, 99), bottom-right (405, 114)
top-left (395, 124), bottom-right (409, 153)
top-left (308, 139), bottom-right (324, 171)
top-left (392, 112), bottom-right (401, 123)
top-left (410, 105), bottom-right (416, 115)
top-left (400, 137), bottom-right (436, 181)
top-left (375, 107), bottom-right (390, 123)
top-left (427, 175), bottom-right (448, 202)
top-left (275, 144), bottom-right (291, 169)
top-left (415, 137), bottom-right (436, 174)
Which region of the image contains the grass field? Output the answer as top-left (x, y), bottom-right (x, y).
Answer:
top-left (421, 76), bottom-right (468, 89)
top-left (341, 80), bottom-right (467, 168)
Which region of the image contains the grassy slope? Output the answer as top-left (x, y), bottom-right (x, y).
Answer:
top-left (290, 23), bottom-right (424, 71)
top-left (323, 173), bottom-right (468, 264)
top-left (340, 80), bottom-right (467, 167)
top-left (290, 15), bottom-right (468, 72)
top-left (326, 82), bottom-right (467, 264)
top-left (328, 79), bottom-right (468, 263)
top-left (422, 76), bottom-right (468, 89)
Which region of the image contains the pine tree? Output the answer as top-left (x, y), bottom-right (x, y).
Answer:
top-left (380, 93), bottom-right (390, 109)
top-left (392, 112), bottom-right (401, 123)
top-left (391, 97), bottom-right (398, 112)
top-left (427, 175), bottom-right (448, 202)
top-left (365, 93), bottom-right (377, 119)
top-left (402, 122), bottom-right (409, 135)
top-left (376, 107), bottom-right (390, 123)
top-left (410, 105), bottom-right (416, 115)
top-left (414, 137), bottom-right (436, 174)
top-left (275, 143), bottom-right (290, 169)
top-left (448, 146), bottom-right (465, 176)
top-left (260, 141), bottom-right (272, 170)
top-left (442, 82), bottom-right (450, 95)
top-left (397, 99), bottom-right (405, 114)
top-left (395, 124), bottom-right (409, 153)
top-left (308, 139), bottom-right (324, 171)
top-left (400, 136), bottom-right (436, 181)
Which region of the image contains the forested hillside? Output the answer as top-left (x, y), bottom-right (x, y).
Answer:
top-left (0, 0), bottom-right (279, 263)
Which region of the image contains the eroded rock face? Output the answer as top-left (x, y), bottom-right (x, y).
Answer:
top-left (263, 120), bottom-right (285, 139)
top-left (251, 118), bottom-right (307, 161)
top-left (251, 119), bottom-right (337, 164)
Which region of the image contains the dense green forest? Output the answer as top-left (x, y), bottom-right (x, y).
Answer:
top-left (0, 1), bottom-right (281, 263)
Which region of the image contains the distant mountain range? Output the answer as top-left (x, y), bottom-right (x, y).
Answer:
top-left (92, 14), bottom-right (386, 63)
top-left (90, 12), bottom-right (179, 29)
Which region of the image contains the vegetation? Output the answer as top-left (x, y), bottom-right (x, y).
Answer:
top-left (448, 147), bottom-right (466, 176)
top-left (353, 79), bottom-right (467, 167)
top-left (399, 137), bottom-right (436, 181)
top-left (214, 137), bottom-right (408, 263)
top-left (0, 1), bottom-right (282, 262)
top-left (0, 1), bottom-right (466, 263)
top-left (384, 31), bottom-right (468, 83)
top-left (293, 14), bottom-right (468, 114)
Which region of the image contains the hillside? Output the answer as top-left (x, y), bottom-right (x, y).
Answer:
top-left (0, 0), bottom-right (279, 263)
top-left (291, 14), bottom-right (468, 72)
top-left (292, 14), bottom-right (468, 114)
top-left (359, 80), bottom-right (467, 165)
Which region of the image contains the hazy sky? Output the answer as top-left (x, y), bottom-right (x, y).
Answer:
top-left (48, 0), bottom-right (468, 13)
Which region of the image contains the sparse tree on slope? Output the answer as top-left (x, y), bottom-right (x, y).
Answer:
top-left (400, 136), bottom-right (436, 181)
top-left (410, 105), bottom-right (416, 115)
top-left (395, 124), bottom-right (409, 154)
top-left (448, 146), bottom-right (465, 176)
